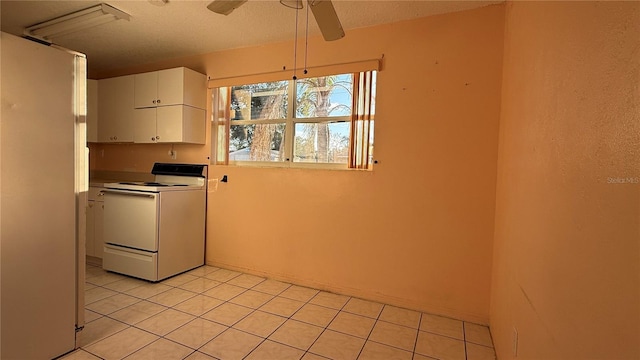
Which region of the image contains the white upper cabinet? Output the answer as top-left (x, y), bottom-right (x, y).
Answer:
top-left (133, 67), bottom-right (206, 144)
top-left (134, 107), bottom-right (157, 143)
top-left (134, 67), bottom-right (206, 109)
top-left (157, 106), bottom-right (205, 143)
top-left (98, 75), bottom-right (135, 143)
top-left (134, 105), bottom-right (205, 144)
top-left (95, 67), bottom-right (205, 144)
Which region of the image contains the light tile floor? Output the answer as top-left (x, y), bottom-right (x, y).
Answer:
top-left (62, 265), bottom-right (496, 360)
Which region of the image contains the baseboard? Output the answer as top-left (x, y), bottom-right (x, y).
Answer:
top-left (205, 259), bottom-right (489, 325)
top-left (86, 256), bottom-right (102, 267)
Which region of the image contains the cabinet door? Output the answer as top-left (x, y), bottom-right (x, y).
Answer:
top-left (86, 200), bottom-right (96, 257)
top-left (134, 71), bottom-right (158, 108)
top-left (157, 68), bottom-right (185, 107)
top-left (134, 108), bottom-right (158, 143)
top-left (156, 106), bottom-right (183, 143)
top-left (94, 201), bottom-right (105, 259)
top-left (181, 68), bottom-right (207, 109)
top-left (98, 75), bottom-right (134, 142)
top-left (157, 105), bottom-right (205, 144)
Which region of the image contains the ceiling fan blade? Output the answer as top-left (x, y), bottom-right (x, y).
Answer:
top-left (207, 0), bottom-right (248, 15)
top-left (308, 0), bottom-right (345, 41)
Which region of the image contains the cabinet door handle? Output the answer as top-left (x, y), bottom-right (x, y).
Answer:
top-left (88, 203), bottom-right (94, 208)
top-left (156, 136), bottom-right (160, 140)
top-left (97, 192), bottom-right (104, 197)
top-left (157, 99), bottom-right (161, 104)
top-left (152, 100), bottom-right (156, 104)
top-left (151, 136), bottom-right (156, 141)
top-left (102, 189), bottom-right (156, 199)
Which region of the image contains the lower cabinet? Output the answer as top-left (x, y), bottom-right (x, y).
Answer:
top-left (87, 187), bottom-right (105, 259)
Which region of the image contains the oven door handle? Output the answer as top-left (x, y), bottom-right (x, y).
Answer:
top-left (102, 189), bottom-right (157, 199)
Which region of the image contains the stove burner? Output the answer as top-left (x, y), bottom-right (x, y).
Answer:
top-left (144, 182), bottom-right (167, 186)
top-left (107, 163), bottom-right (206, 193)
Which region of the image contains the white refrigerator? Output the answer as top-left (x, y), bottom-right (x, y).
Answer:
top-left (1, 32), bottom-right (87, 359)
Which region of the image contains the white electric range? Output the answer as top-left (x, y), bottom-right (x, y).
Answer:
top-left (102, 163), bottom-right (207, 281)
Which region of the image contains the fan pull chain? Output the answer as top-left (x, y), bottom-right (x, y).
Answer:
top-left (293, 5), bottom-right (299, 80)
top-left (304, 2), bottom-right (309, 75)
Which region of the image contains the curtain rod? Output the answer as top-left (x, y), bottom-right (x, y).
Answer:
top-left (207, 57), bottom-right (383, 87)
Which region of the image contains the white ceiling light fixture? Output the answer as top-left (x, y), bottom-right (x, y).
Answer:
top-left (24, 3), bottom-right (131, 44)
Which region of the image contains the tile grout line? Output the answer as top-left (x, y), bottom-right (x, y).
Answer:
top-left (411, 312), bottom-right (422, 360)
top-left (85, 266), bottom-right (206, 356)
top-left (463, 321), bottom-right (469, 360)
top-left (276, 286), bottom-right (327, 360)
top-left (192, 284), bottom-right (267, 358)
top-left (81, 316), bottom-right (160, 357)
top-left (295, 289), bottom-right (344, 359)
top-left (175, 270), bottom-right (300, 359)
top-left (133, 268), bottom-right (342, 358)
top-left (142, 270), bottom-right (253, 358)
top-left (253, 289), bottom-right (352, 354)
top-left (237, 283), bottom-right (330, 359)
top-left (352, 302), bottom-right (386, 360)
top-left (180, 272), bottom-right (252, 354)
top-left (84, 266), bottom-right (305, 358)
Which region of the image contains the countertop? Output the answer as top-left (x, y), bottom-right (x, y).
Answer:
top-left (89, 179), bottom-right (120, 188)
top-left (89, 170), bottom-right (154, 188)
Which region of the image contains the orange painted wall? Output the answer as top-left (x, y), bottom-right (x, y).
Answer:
top-left (490, 1), bottom-right (640, 358)
top-left (92, 5), bottom-right (504, 322)
top-left (90, 143), bottom-right (210, 172)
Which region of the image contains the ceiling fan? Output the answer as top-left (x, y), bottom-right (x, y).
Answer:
top-left (206, 0), bottom-right (345, 41)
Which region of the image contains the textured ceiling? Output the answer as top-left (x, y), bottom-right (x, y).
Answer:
top-left (1, 0), bottom-right (501, 75)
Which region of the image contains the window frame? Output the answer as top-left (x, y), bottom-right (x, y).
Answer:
top-left (211, 67), bottom-right (377, 171)
top-left (224, 76), bottom-right (355, 169)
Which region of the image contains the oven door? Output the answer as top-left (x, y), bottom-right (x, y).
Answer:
top-left (103, 189), bottom-right (159, 252)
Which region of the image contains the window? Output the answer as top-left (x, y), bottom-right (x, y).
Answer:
top-left (213, 71), bottom-right (376, 169)
top-left (228, 81), bottom-right (288, 162)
